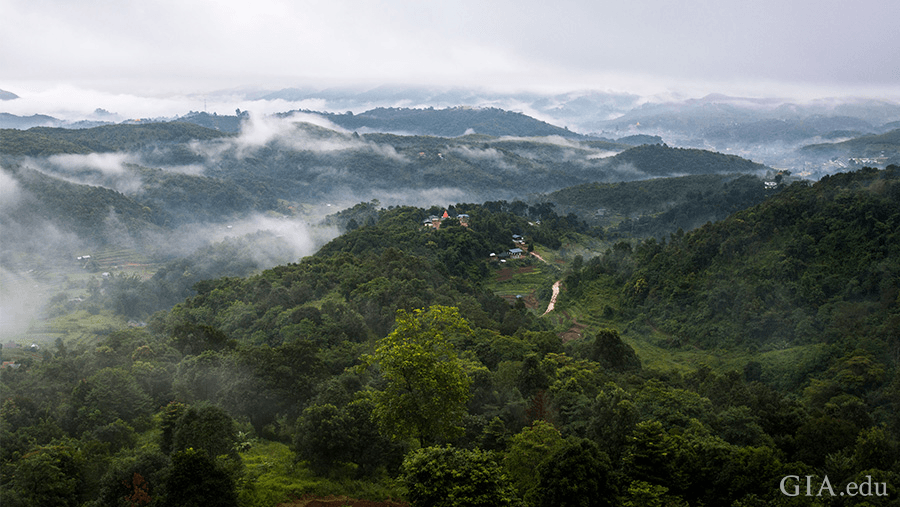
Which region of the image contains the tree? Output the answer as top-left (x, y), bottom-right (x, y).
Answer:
top-left (401, 446), bottom-right (518, 507)
top-left (171, 404), bottom-right (239, 462)
top-left (532, 438), bottom-right (614, 507)
top-left (503, 420), bottom-right (567, 498)
top-left (361, 306), bottom-right (473, 445)
top-left (161, 448), bottom-right (238, 507)
top-left (294, 398), bottom-right (405, 477)
top-left (1, 444), bottom-right (86, 507)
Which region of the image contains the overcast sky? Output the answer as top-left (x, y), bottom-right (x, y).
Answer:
top-left (2, 0), bottom-right (899, 117)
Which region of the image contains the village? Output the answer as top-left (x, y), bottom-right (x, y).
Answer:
top-left (423, 210), bottom-right (527, 262)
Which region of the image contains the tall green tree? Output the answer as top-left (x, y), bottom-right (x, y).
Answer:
top-left (401, 446), bottom-right (518, 507)
top-left (361, 306), bottom-right (473, 445)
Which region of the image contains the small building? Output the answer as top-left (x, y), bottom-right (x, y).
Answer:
top-left (508, 248), bottom-right (524, 259)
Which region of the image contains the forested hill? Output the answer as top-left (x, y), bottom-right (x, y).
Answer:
top-left (4, 171), bottom-right (900, 506)
top-left (543, 173), bottom-right (775, 236)
top-left (801, 128), bottom-right (900, 164)
top-left (0, 122), bottom-right (231, 156)
top-left (616, 165), bottom-right (900, 350)
top-left (298, 106), bottom-right (586, 138)
top-left (2, 165), bottom-right (162, 241)
top-left (610, 143), bottom-right (770, 176)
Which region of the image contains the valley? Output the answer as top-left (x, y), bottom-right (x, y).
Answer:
top-left (1, 104), bottom-right (899, 507)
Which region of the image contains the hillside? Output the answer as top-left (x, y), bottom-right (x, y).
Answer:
top-left (801, 128), bottom-right (900, 165)
top-left (615, 166), bottom-right (900, 351)
top-left (609, 143), bottom-right (770, 177)
top-left (0, 122), bottom-right (231, 156)
top-left (3, 174), bottom-right (900, 505)
top-left (543, 173), bottom-right (776, 237)
top-left (2, 165), bottom-right (163, 243)
top-left (316, 106), bottom-right (585, 138)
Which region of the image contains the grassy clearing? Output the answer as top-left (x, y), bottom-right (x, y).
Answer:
top-left (485, 260), bottom-right (556, 299)
top-left (547, 271), bottom-right (826, 388)
top-left (238, 441), bottom-right (405, 507)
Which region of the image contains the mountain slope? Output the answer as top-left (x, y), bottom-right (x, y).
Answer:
top-left (0, 122), bottom-right (231, 156)
top-left (544, 173), bottom-right (775, 236)
top-left (317, 106), bottom-right (584, 138)
top-left (625, 166), bottom-right (900, 350)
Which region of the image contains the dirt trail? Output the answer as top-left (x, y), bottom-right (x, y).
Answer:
top-left (530, 251), bottom-right (548, 263)
top-left (542, 280), bottom-right (561, 316)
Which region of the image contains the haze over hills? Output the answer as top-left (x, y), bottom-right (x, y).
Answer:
top-left (3, 86), bottom-right (900, 506)
top-left (4, 87), bottom-right (899, 180)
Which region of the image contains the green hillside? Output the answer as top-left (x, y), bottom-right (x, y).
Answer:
top-left (544, 173), bottom-right (775, 237)
top-left (610, 143), bottom-right (770, 176)
top-left (317, 106), bottom-right (585, 138)
top-left (4, 107), bottom-right (899, 506)
top-left (0, 122), bottom-right (231, 156)
top-left (623, 165), bottom-right (899, 351)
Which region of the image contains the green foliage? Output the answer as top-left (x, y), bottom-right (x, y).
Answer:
top-left (625, 166), bottom-right (900, 351)
top-left (293, 398), bottom-right (403, 478)
top-left (401, 445), bottom-right (518, 507)
top-left (1, 444), bottom-right (87, 507)
top-left (502, 420), bottom-right (567, 499)
top-left (161, 448), bottom-right (238, 507)
top-left (532, 438), bottom-right (614, 507)
top-left (169, 403), bottom-right (240, 462)
top-left (0, 122), bottom-right (231, 156)
top-left (589, 328), bottom-right (640, 372)
top-left (362, 306), bottom-right (473, 445)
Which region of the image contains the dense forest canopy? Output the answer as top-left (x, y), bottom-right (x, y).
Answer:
top-left (2, 107), bottom-right (899, 505)
top-left (2, 166), bottom-right (899, 506)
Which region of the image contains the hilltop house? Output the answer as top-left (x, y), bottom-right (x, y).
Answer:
top-left (423, 210), bottom-right (469, 230)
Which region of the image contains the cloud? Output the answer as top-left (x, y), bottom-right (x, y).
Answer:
top-left (27, 153), bottom-right (145, 194)
top-left (0, 169), bottom-right (21, 208)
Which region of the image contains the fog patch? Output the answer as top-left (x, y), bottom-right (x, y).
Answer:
top-left (586, 150), bottom-right (619, 160)
top-left (0, 265), bottom-right (46, 341)
top-left (145, 214), bottom-right (339, 266)
top-left (447, 145), bottom-right (518, 171)
top-left (608, 162), bottom-right (649, 180)
top-left (38, 153), bottom-right (145, 194)
top-left (0, 169), bottom-right (21, 208)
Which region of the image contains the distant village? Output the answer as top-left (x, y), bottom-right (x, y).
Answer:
top-left (424, 210), bottom-right (527, 262)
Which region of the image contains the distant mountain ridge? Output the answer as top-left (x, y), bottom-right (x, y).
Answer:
top-left (309, 106), bottom-right (585, 138)
top-left (800, 128), bottom-right (900, 165)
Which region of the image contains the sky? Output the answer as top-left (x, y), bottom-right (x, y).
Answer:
top-left (2, 0), bottom-right (899, 118)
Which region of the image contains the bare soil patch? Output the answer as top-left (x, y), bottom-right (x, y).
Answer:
top-left (495, 265), bottom-right (535, 282)
top-left (558, 311), bottom-right (588, 343)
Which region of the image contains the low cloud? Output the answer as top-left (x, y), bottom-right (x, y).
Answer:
top-left (32, 153), bottom-right (145, 194)
top-left (0, 169), bottom-right (21, 208)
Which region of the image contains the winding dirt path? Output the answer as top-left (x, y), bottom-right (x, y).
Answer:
top-left (542, 280), bottom-right (561, 316)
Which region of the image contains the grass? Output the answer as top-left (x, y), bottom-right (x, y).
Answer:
top-left (238, 441), bottom-right (405, 507)
top-left (485, 260), bottom-right (556, 298)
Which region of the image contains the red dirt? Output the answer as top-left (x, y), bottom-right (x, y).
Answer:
top-left (278, 495), bottom-right (409, 507)
top-left (495, 265), bottom-right (535, 282)
top-left (557, 310), bottom-right (588, 343)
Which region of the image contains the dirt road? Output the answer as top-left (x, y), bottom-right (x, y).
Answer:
top-left (542, 280), bottom-right (561, 316)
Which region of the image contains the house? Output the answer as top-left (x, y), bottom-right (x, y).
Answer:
top-left (1, 362), bottom-right (21, 370)
top-left (512, 234), bottom-right (525, 244)
top-left (424, 210), bottom-right (470, 230)
top-left (508, 248), bottom-right (524, 259)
